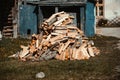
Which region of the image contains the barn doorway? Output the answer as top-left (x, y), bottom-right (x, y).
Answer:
top-left (38, 6), bottom-right (84, 30)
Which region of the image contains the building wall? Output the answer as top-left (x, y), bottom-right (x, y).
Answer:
top-left (18, 0), bottom-right (95, 37)
top-left (104, 0), bottom-right (120, 20)
top-left (19, 4), bottom-right (37, 37)
top-left (85, 1), bottom-right (95, 37)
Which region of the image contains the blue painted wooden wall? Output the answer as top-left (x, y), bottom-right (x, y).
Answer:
top-left (18, 1), bottom-right (95, 37)
top-left (85, 1), bottom-right (95, 37)
top-left (19, 4), bottom-right (37, 37)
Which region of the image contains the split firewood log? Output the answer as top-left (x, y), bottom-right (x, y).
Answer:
top-left (54, 29), bottom-right (68, 34)
top-left (78, 43), bottom-right (90, 59)
top-left (61, 40), bottom-right (71, 53)
top-left (66, 25), bottom-right (84, 35)
top-left (64, 48), bottom-right (70, 60)
top-left (69, 46), bottom-right (73, 60)
top-left (38, 31), bottom-right (43, 45)
top-left (92, 47), bottom-right (100, 55)
top-left (72, 47), bottom-right (77, 60)
top-left (87, 44), bottom-right (95, 57)
top-left (57, 13), bottom-right (69, 20)
top-left (61, 18), bottom-right (73, 26)
top-left (54, 26), bottom-right (67, 30)
top-left (46, 11), bottom-right (65, 24)
top-left (29, 45), bottom-right (37, 53)
top-left (58, 43), bottom-right (65, 54)
top-left (73, 48), bottom-right (83, 60)
top-left (51, 37), bottom-right (68, 45)
top-left (19, 45), bottom-right (29, 59)
top-left (39, 49), bottom-right (57, 60)
top-left (53, 16), bottom-right (70, 27)
top-left (59, 52), bottom-right (66, 60)
top-left (49, 34), bottom-right (66, 43)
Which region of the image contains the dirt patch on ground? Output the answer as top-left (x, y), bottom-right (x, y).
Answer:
top-left (96, 27), bottom-right (120, 38)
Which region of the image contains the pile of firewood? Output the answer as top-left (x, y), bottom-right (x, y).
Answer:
top-left (9, 11), bottom-right (100, 61)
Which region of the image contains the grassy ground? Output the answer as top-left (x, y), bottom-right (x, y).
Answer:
top-left (0, 36), bottom-right (120, 80)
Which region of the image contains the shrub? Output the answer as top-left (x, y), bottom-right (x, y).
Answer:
top-left (97, 18), bottom-right (108, 27)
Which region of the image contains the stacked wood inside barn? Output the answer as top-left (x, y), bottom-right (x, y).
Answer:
top-left (2, 0), bottom-right (18, 38)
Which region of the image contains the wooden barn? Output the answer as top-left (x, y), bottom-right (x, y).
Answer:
top-left (0, 0), bottom-right (18, 38)
top-left (0, 0), bottom-right (96, 38)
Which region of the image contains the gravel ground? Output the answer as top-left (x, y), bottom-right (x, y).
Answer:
top-left (96, 27), bottom-right (120, 38)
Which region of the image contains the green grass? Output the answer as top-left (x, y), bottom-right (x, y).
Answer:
top-left (0, 36), bottom-right (120, 80)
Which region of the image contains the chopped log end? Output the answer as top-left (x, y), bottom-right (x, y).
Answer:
top-left (93, 47), bottom-right (100, 55)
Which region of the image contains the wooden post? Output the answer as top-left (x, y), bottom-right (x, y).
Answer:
top-left (87, 44), bottom-right (95, 57)
top-left (13, 23), bottom-right (18, 38)
top-left (55, 7), bottom-right (58, 13)
top-left (80, 7), bottom-right (85, 31)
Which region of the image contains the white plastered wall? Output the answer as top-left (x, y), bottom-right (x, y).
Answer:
top-left (104, 0), bottom-right (120, 20)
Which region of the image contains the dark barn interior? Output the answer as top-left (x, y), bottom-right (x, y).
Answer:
top-left (39, 6), bottom-right (81, 28)
top-left (40, 6), bottom-right (55, 19)
top-left (58, 6), bottom-right (81, 27)
top-left (0, 0), bottom-right (15, 31)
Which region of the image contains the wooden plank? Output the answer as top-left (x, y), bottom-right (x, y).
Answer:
top-left (64, 48), bottom-right (69, 60)
top-left (54, 26), bottom-right (67, 30)
top-left (73, 48), bottom-right (85, 60)
top-left (19, 45), bottom-right (29, 58)
top-left (61, 18), bottom-right (73, 26)
top-left (29, 45), bottom-right (37, 53)
top-left (72, 47), bottom-right (77, 60)
top-left (3, 26), bottom-right (13, 29)
top-left (54, 29), bottom-right (68, 34)
top-left (46, 34), bottom-right (51, 41)
top-left (79, 43), bottom-right (90, 59)
top-left (51, 37), bottom-right (68, 45)
top-left (46, 11), bottom-right (64, 23)
top-left (62, 40), bottom-right (71, 52)
top-left (58, 43), bottom-right (64, 54)
top-left (67, 31), bottom-right (79, 37)
top-left (82, 48), bottom-right (90, 59)
top-left (3, 29), bottom-right (13, 32)
top-left (60, 51), bottom-right (66, 60)
top-left (87, 45), bottom-right (95, 57)
top-left (53, 16), bottom-right (69, 26)
top-left (38, 31), bottom-right (43, 44)
top-left (66, 25), bottom-right (84, 35)
top-left (57, 13), bottom-right (69, 20)
top-left (38, 39), bottom-right (45, 50)
top-left (55, 54), bottom-right (60, 60)
top-left (3, 33), bottom-right (13, 36)
top-left (69, 46), bottom-right (73, 60)
top-left (51, 32), bottom-right (61, 36)
top-left (50, 34), bottom-right (65, 43)
top-left (92, 47), bottom-right (100, 55)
